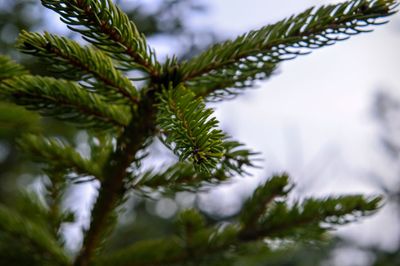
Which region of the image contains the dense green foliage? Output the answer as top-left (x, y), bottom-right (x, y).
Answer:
top-left (0, 0), bottom-right (397, 265)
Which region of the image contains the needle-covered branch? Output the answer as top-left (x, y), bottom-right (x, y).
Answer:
top-left (156, 85), bottom-right (225, 173)
top-left (133, 163), bottom-right (227, 194)
top-left (0, 204), bottom-right (70, 266)
top-left (41, 0), bottom-right (160, 75)
top-left (41, 171), bottom-right (76, 240)
top-left (239, 174), bottom-right (291, 228)
top-left (134, 139), bottom-right (259, 194)
top-left (18, 31), bottom-right (139, 104)
top-left (0, 76), bottom-right (130, 130)
top-left (93, 223), bottom-right (238, 266)
top-left (93, 180), bottom-right (381, 266)
top-left (18, 134), bottom-right (103, 180)
top-left (239, 194), bottom-right (382, 241)
top-left (0, 55), bottom-right (28, 81)
top-left (181, 0), bottom-right (397, 100)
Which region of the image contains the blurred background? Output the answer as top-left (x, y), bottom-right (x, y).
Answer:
top-left (0, 0), bottom-right (399, 265)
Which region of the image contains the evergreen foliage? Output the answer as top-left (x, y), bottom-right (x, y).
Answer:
top-left (0, 0), bottom-right (397, 265)
top-left (0, 0), bottom-right (214, 205)
top-left (0, 55), bottom-right (28, 80)
top-left (0, 74), bottom-right (131, 130)
top-left (157, 84), bottom-right (225, 173)
top-left (17, 31), bottom-right (139, 103)
top-left (181, 0), bottom-right (397, 100)
top-left (18, 134), bottom-right (103, 180)
top-left (41, 0), bottom-right (160, 74)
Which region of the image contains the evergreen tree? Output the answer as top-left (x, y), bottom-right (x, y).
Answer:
top-left (0, 0), bottom-right (397, 265)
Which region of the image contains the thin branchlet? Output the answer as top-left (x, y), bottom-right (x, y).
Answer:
top-left (41, 0), bottom-right (161, 76)
top-left (18, 31), bottom-right (139, 104)
top-left (181, 0), bottom-right (397, 100)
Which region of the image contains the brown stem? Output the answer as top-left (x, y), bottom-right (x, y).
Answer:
top-left (73, 94), bottom-right (156, 266)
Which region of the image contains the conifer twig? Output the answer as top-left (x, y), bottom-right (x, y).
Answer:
top-left (0, 76), bottom-right (130, 130)
top-left (41, 0), bottom-right (160, 75)
top-left (0, 205), bottom-right (70, 265)
top-left (156, 85), bottom-right (224, 173)
top-left (18, 31), bottom-right (139, 104)
top-left (93, 193), bottom-right (381, 266)
top-left (18, 134), bottom-right (103, 180)
top-left (181, 0), bottom-right (397, 100)
top-left (0, 55), bottom-right (29, 81)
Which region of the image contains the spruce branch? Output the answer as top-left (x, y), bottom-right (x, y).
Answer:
top-left (156, 85), bottom-right (225, 173)
top-left (11, 192), bottom-right (57, 236)
top-left (133, 162), bottom-right (228, 194)
top-left (93, 237), bottom-right (184, 266)
top-left (6, 190), bottom-right (74, 246)
top-left (0, 102), bottom-right (40, 134)
top-left (133, 137), bottom-right (259, 194)
top-left (93, 191), bottom-right (381, 266)
top-left (177, 209), bottom-right (208, 260)
top-left (181, 0), bottom-right (397, 100)
top-left (0, 75), bottom-right (130, 130)
top-left (18, 31), bottom-right (139, 104)
top-left (41, 0), bottom-right (160, 75)
top-left (42, 171), bottom-right (75, 241)
top-left (0, 55), bottom-right (28, 81)
top-left (177, 209), bottom-right (207, 239)
top-left (0, 204), bottom-right (70, 265)
top-left (18, 134), bottom-right (103, 180)
top-left (239, 195), bottom-right (382, 241)
top-left (240, 174), bottom-right (291, 228)
top-left (93, 225), bottom-right (238, 266)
